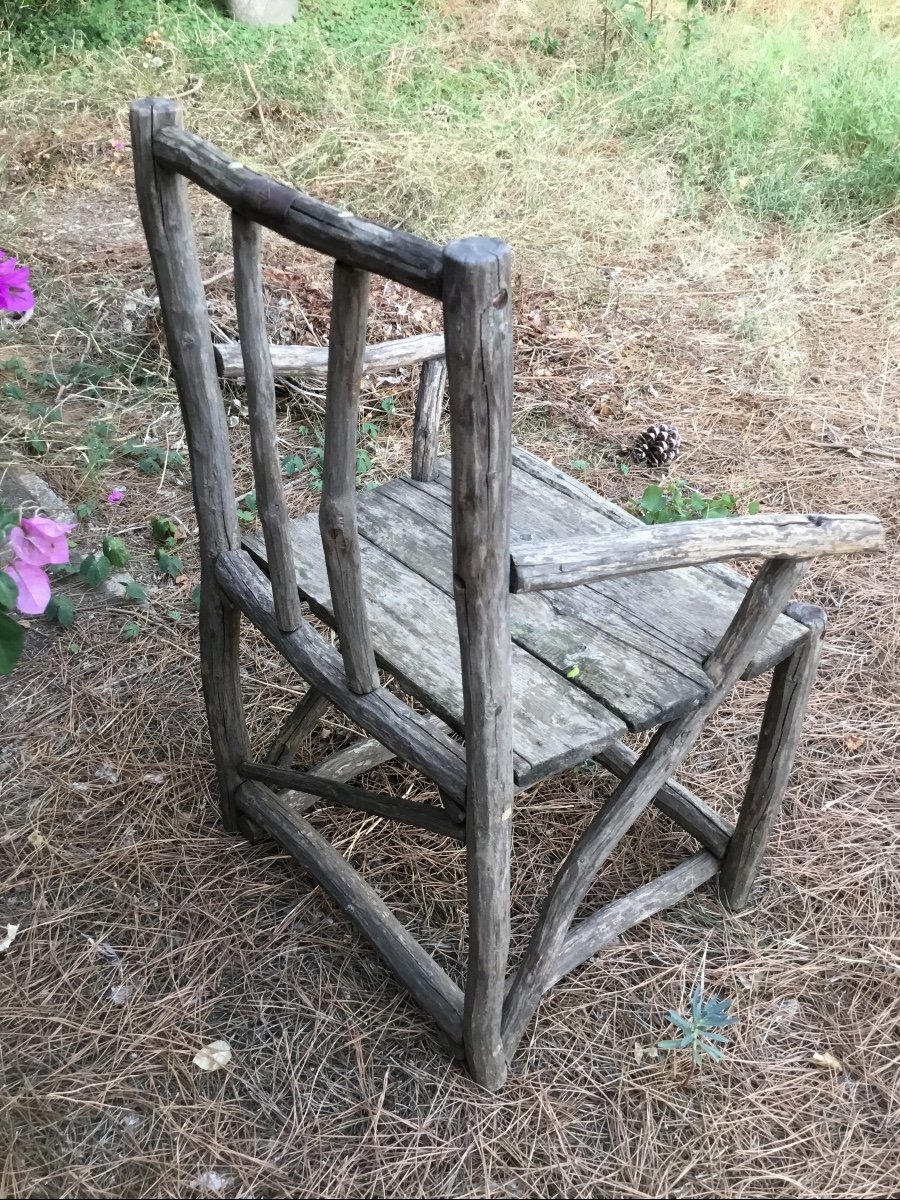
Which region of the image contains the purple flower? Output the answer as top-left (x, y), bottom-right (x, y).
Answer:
top-left (8, 515), bottom-right (74, 567)
top-left (106, 487), bottom-right (126, 505)
top-left (0, 250), bottom-right (35, 315)
top-left (4, 562), bottom-right (51, 615)
top-left (112, 140), bottom-right (125, 152)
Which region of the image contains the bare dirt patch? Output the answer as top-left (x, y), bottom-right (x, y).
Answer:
top-left (1, 176), bottom-right (898, 1199)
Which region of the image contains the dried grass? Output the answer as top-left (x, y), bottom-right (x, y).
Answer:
top-left (2, 75), bottom-right (900, 1200)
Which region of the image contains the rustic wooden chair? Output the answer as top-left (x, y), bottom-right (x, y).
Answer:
top-left (131, 98), bottom-right (884, 1091)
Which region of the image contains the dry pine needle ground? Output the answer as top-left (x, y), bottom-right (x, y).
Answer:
top-left (1, 106), bottom-right (899, 1200)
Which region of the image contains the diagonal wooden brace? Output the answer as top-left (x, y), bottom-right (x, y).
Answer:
top-left (501, 557), bottom-right (810, 1059)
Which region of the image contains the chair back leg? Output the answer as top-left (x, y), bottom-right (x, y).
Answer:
top-left (131, 98), bottom-right (251, 830)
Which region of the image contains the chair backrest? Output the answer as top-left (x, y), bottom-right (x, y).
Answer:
top-left (129, 96), bottom-right (515, 768)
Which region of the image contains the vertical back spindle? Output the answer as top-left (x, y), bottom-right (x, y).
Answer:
top-left (319, 262), bottom-right (379, 695)
top-left (231, 213), bottom-right (303, 633)
top-left (411, 357), bottom-right (447, 482)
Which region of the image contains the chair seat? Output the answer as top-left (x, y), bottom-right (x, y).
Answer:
top-left (245, 447), bottom-right (806, 787)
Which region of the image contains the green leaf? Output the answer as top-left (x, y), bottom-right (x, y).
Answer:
top-left (360, 420), bottom-right (379, 440)
top-left (0, 611), bottom-right (25, 675)
top-left (699, 1041), bottom-right (724, 1062)
top-left (151, 516), bottom-right (178, 543)
top-left (102, 536), bottom-right (129, 568)
top-left (191, 584), bottom-right (202, 611)
top-left (46, 594), bottom-right (75, 628)
top-left (0, 571), bottom-right (18, 612)
top-left (640, 485), bottom-right (666, 514)
top-left (380, 396), bottom-right (396, 415)
top-left (566, 665), bottom-right (581, 679)
top-left (667, 1010), bottom-right (694, 1033)
top-left (124, 580), bottom-right (147, 603)
top-left (748, 500), bottom-right (761, 515)
top-left (167, 609), bottom-right (182, 621)
top-left (3, 382), bottom-right (25, 401)
top-left (26, 434), bottom-right (48, 456)
top-left (570, 460), bottom-right (589, 471)
top-left (240, 491), bottom-right (257, 513)
top-left (68, 642), bottom-right (80, 654)
top-left (154, 549), bottom-right (183, 581)
top-left (79, 553), bottom-right (112, 588)
top-left (76, 501), bottom-right (95, 521)
top-left (237, 509), bottom-right (256, 524)
top-left (281, 454), bottom-right (304, 478)
top-left (355, 448), bottom-right (372, 477)
top-left (658, 1036), bottom-right (692, 1051)
top-left (122, 622), bottom-right (140, 640)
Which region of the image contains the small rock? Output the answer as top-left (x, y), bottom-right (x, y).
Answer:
top-left (0, 464), bottom-right (75, 524)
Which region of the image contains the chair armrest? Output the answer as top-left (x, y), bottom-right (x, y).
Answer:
top-left (509, 513), bottom-right (885, 593)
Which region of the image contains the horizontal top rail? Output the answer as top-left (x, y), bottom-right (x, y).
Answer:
top-left (510, 512), bottom-right (886, 593)
top-left (215, 331), bottom-right (446, 380)
top-left (152, 124), bottom-right (445, 297)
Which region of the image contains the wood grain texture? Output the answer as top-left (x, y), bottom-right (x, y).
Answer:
top-left (231, 212), bottom-right (303, 632)
top-left (215, 332), bottom-right (446, 379)
top-left (131, 98), bottom-right (249, 832)
top-left (215, 548), bottom-right (468, 802)
top-left (720, 609), bottom-right (826, 909)
top-left (504, 449), bottom-right (808, 679)
top-left (443, 237), bottom-right (515, 1092)
top-left (595, 742), bottom-right (733, 857)
top-left (252, 481), bottom-right (626, 786)
top-left (270, 734), bottom-right (398, 814)
top-left (236, 780), bottom-right (464, 1048)
top-left (239, 761), bottom-right (465, 840)
top-left (265, 687), bottom-right (331, 766)
top-left (153, 126), bottom-right (444, 296)
top-left (549, 851), bottom-right (721, 988)
top-left (320, 262), bottom-right (379, 694)
top-left (411, 357), bottom-right (447, 482)
top-left (354, 478), bottom-right (712, 730)
top-left (511, 513), bottom-right (885, 592)
top-left (501, 557), bottom-right (809, 1059)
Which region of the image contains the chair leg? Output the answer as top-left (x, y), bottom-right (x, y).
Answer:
top-left (719, 606), bottom-right (826, 910)
top-left (201, 581), bottom-right (253, 834)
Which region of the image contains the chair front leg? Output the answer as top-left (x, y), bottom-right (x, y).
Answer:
top-left (720, 604), bottom-right (826, 910)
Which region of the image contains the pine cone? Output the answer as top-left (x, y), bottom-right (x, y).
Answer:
top-left (631, 423), bottom-right (680, 468)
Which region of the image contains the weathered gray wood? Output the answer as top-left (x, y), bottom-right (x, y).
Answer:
top-left (355, 480), bottom-right (712, 730)
top-left (231, 212), bottom-right (303, 633)
top-left (501, 557), bottom-right (809, 1058)
top-left (239, 761), bottom-right (465, 840)
top-left (272, 735), bottom-right (398, 816)
top-left (549, 850), bottom-right (721, 988)
top-left (265, 687), bottom-right (331, 766)
top-left (498, 451), bottom-right (808, 679)
top-left (511, 513), bottom-right (885, 592)
top-left (236, 780), bottom-right (464, 1047)
top-left (595, 742), bottom-right (733, 857)
top-left (152, 126), bottom-right (444, 297)
top-left (720, 609), bottom-right (826, 909)
top-left (411, 357), bottom-right (447, 482)
top-left (215, 332), bottom-right (446, 380)
top-left (249, 513), bottom-right (626, 786)
top-left (215, 548), bottom-right (468, 802)
top-left (131, 98), bottom-right (250, 832)
top-left (320, 262), bottom-right (379, 694)
top-left (508, 448), bottom-right (811, 676)
top-left (443, 237), bottom-right (515, 1092)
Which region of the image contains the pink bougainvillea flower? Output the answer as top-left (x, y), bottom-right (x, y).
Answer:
top-left (112, 140), bottom-right (125, 152)
top-left (0, 250), bottom-right (35, 315)
top-left (4, 562), bottom-right (51, 615)
top-left (106, 487), bottom-right (126, 505)
top-left (8, 515), bottom-right (75, 567)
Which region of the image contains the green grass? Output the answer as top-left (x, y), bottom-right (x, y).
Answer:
top-left (613, 12), bottom-right (900, 222)
top-left (1, 1), bottom-right (897, 275)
